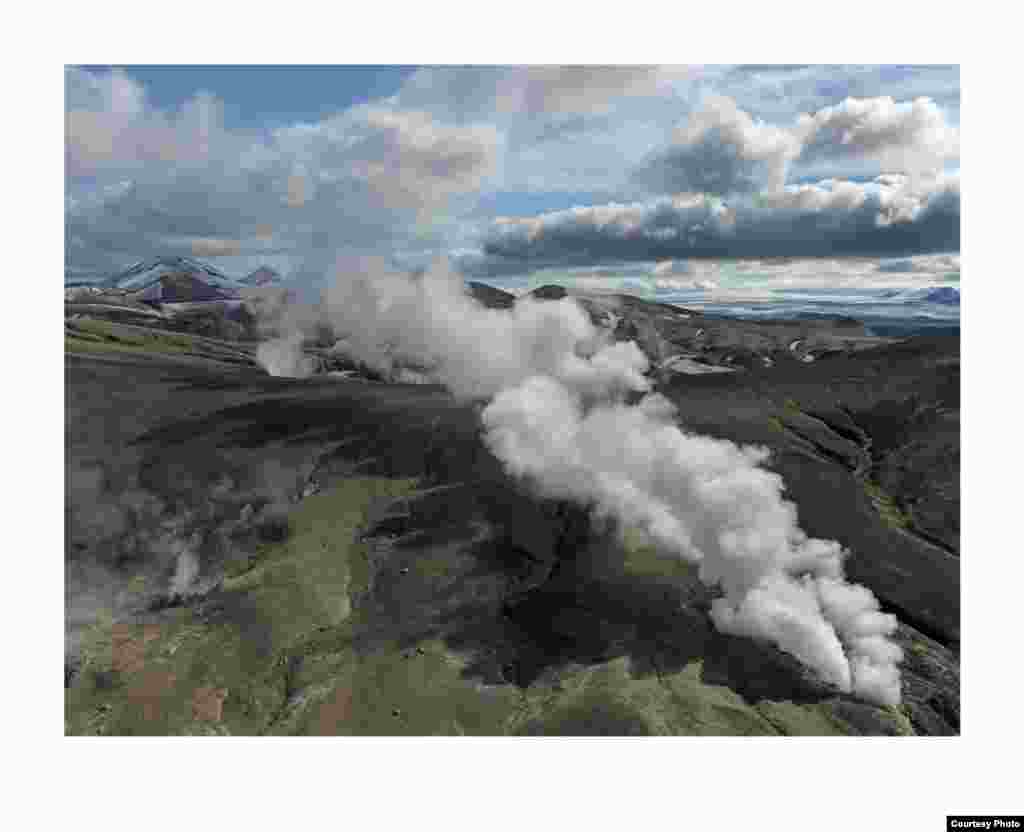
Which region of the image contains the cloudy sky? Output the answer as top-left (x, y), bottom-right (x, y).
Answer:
top-left (65, 64), bottom-right (960, 291)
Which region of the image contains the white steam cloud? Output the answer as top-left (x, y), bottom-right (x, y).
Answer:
top-left (297, 257), bottom-right (903, 704)
top-left (169, 541), bottom-right (200, 598)
top-left (256, 332), bottom-right (316, 379)
top-left (636, 93), bottom-right (958, 199)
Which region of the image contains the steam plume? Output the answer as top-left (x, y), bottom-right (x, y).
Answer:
top-left (315, 257), bottom-right (903, 704)
top-left (256, 332), bottom-right (315, 378)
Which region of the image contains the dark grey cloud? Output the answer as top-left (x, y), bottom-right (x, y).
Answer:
top-left (635, 129), bottom-right (782, 196)
top-left (462, 177), bottom-right (959, 276)
top-left (631, 94), bottom-right (801, 196)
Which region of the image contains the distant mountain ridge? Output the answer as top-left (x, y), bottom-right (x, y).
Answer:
top-left (100, 256), bottom-right (243, 293)
top-left (921, 287), bottom-right (960, 305)
top-left (880, 286), bottom-right (960, 306)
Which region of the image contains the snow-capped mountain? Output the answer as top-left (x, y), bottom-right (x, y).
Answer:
top-left (880, 286), bottom-right (960, 306)
top-left (101, 256), bottom-right (244, 293)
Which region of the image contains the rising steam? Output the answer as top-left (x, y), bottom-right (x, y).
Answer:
top-left (256, 332), bottom-right (316, 379)
top-left (286, 257), bottom-right (904, 704)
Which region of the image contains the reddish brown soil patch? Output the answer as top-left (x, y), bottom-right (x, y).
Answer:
top-left (110, 623), bottom-right (162, 675)
top-left (126, 669), bottom-right (179, 723)
top-left (316, 687), bottom-right (354, 735)
top-left (191, 686), bottom-right (229, 723)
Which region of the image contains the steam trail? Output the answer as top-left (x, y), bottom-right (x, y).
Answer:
top-left (314, 257), bottom-right (903, 704)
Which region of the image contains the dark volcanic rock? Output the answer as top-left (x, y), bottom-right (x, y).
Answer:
top-left (467, 281), bottom-right (516, 309)
top-left (529, 284), bottom-right (569, 300)
top-left (523, 285), bottom-right (883, 376)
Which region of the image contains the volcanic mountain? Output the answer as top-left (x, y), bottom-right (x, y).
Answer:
top-left (881, 286), bottom-right (961, 306)
top-left (100, 256), bottom-right (245, 302)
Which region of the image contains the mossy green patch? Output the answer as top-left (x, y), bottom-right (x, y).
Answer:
top-left (756, 698), bottom-right (915, 736)
top-left (223, 477), bottom-right (417, 635)
top-left (512, 657), bottom-right (901, 736)
top-left (65, 318), bottom-right (253, 364)
top-left (881, 705), bottom-right (916, 736)
top-left (754, 700), bottom-right (852, 736)
top-left (620, 527), bottom-right (697, 582)
top-left (656, 660), bottom-right (784, 735)
top-left (68, 319), bottom-right (194, 353)
top-left (863, 480), bottom-right (912, 530)
top-left (66, 476), bottom-right (419, 736)
top-left (513, 658), bottom-right (664, 735)
top-left (275, 638), bottom-right (524, 736)
top-left (514, 657), bottom-right (789, 736)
